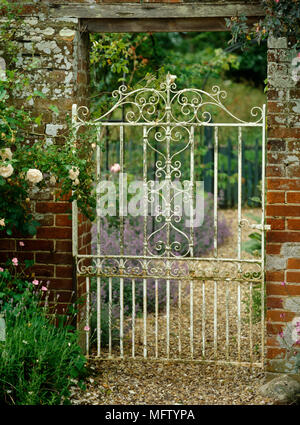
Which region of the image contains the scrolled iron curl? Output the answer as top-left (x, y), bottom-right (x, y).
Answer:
top-left (112, 84), bottom-right (128, 100)
top-left (76, 105), bottom-right (90, 123)
top-left (250, 106), bottom-right (263, 122)
top-left (196, 110), bottom-right (212, 123)
top-left (154, 130), bottom-right (166, 142)
top-left (211, 85), bottom-right (227, 101)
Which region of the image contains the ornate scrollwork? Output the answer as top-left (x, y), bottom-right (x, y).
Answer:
top-left (73, 73), bottom-right (264, 127)
top-left (74, 73), bottom-right (265, 285)
top-left (77, 255), bottom-right (263, 283)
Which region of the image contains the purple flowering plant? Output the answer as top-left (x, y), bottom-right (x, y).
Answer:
top-left (90, 193), bottom-right (231, 347)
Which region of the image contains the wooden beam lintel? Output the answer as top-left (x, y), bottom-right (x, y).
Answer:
top-left (81, 16), bottom-right (261, 33)
top-left (50, 3), bottom-right (265, 20)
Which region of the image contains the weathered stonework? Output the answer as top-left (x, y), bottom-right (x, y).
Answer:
top-left (266, 35), bottom-right (300, 374)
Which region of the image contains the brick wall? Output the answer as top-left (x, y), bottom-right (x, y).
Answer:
top-left (266, 36), bottom-right (300, 374)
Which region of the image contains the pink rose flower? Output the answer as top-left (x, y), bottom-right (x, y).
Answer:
top-left (41, 286), bottom-right (48, 291)
top-left (0, 267), bottom-right (3, 272)
top-left (12, 258), bottom-right (18, 266)
top-left (110, 163), bottom-right (121, 173)
top-left (32, 279), bottom-right (39, 286)
top-left (84, 326), bottom-right (90, 331)
top-left (19, 241), bottom-right (24, 247)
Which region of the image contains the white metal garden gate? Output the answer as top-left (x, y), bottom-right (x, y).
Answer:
top-left (72, 74), bottom-right (268, 367)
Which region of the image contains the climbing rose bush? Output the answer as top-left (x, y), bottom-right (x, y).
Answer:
top-left (0, 2), bottom-right (98, 237)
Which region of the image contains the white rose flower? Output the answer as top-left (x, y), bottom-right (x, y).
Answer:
top-left (166, 73), bottom-right (177, 85)
top-left (0, 163), bottom-right (13, 178)
top-left (69, 167), bottom-right (80, 180)
top-left (0, 148), bottom-right (12, 161)
top-left (0, 218), bottom-right (5, 227)
top-left (73, 178), bottom-right (79, 186)
top-left (26, 168), bottom-right (43, 184)
top-left (50, 175), bottom-right (56, 185)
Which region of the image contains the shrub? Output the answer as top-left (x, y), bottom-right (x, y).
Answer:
top-left (0, 260), bottom-right (87, 405)
top-left (0, 3), bottom-right (97, 238)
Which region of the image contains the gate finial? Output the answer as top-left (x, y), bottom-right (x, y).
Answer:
top-left (166, 72), bottom-right (177, 85)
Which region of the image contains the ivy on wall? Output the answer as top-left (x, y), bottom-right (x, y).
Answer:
top-left (226, 0), bottom-right (300, 50)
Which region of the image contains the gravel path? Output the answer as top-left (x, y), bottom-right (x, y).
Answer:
top-left (70, 208), bottom-right (274, 405)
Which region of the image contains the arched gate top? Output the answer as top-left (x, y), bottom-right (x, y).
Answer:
top-left (73, 73), bottom-right (265, 127)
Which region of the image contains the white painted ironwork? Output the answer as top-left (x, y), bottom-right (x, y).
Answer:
top-left (72, 74), bottom-right (267, 367)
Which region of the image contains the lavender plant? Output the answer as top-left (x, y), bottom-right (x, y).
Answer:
top-left (90, 193), bottom-right (231, 347)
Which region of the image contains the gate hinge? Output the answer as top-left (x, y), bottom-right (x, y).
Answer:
top-left (250, 224), bottom-right (271, 231)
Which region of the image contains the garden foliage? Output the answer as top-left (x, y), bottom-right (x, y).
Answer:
top-left (0, 259), bottom-right (87, 405)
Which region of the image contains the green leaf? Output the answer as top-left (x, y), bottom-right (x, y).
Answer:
top-left (24, 259), bottom-right (34, 269)
top-left (49, 105), bottom-right (59, 116)
top-left (33, 90), bottom-right (46, 99)
top-left (34, 115), bottom-right (42, 126)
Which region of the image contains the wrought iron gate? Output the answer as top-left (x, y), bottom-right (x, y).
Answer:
top-left (72, 74), bottom-right (268, 367)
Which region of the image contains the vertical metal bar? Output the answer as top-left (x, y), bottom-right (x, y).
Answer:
top-left (261, 104), bottom-right (266, 367)
top-left (237, 126), bottom-right (242, 362)
top-left (108, 276), bottom-right (112, 358)
top-left (71, 104), bottom-right (78, 258)
top-left (249, 282), bottom-right (253, 364)
top-left (213, 126), bottom-right (218, 257)
top-left (226, 281), bottom-right (229, 360)
top-left (143, 126), bottom-right (148, 359)
top-left (213, 126), bottom-right (218, 359)
top-left (86, 276), bottom-right (90, 356)
top-left (237, 126), bottom-right (242, 260)
top-left (155, 279), bottom-right (158, 358)
top-left (214, 281), bottom-right (217, 359)
top-left (178, 280), bottom-right (181, 358)
top-left (166, 279), bottom-right (170, 359)
top-left (119, 125), bottom-right (125, 360)
top-left (96, 128), bottom-right (101, 357)
top-left (96, 128), bottom-right (102, 256)
top-left (143, 126), bottom-right (148, 256)
top-left (119, 125), bottom-right (125, 256)
top-left (190, 280), bottom-right (194, 359)
top-left (237, 283), bottom-right (241, 362)
top-left (190, 126), bottom-right (194, 360)
top-left (202, 280), bottom-right (205, 358)
top-left (132, 279), bottom-right (135, 358)
top-left (97, 277), bottom-right (101, 357)
top-left (143, 278), bottom-right (147, 358)
top-left (120, 277), bottom-right (124, 358)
